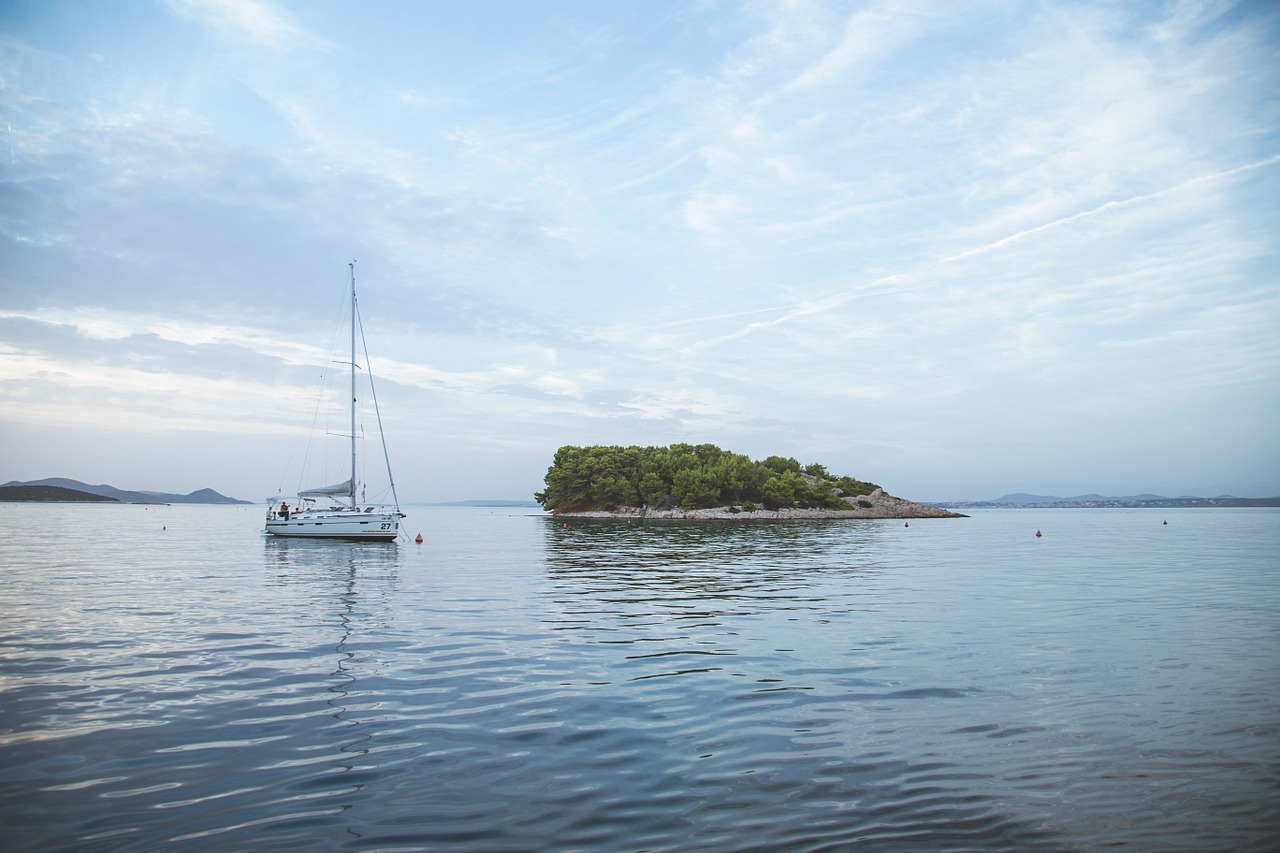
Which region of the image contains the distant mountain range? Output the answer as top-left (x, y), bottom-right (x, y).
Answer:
top-left (944, 493), bottom-right (1280, 508)
top-left (1, 478), bottom-right (250, 504)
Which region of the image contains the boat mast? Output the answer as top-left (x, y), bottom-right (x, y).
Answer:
top-left (349, 260), bottom-right (358, 509)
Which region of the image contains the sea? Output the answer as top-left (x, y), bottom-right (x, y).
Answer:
top-left (1, 503), bottom-right (1276, 852)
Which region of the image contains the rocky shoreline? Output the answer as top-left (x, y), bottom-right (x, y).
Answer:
top-left (552, 489), bottom-right (965, 520)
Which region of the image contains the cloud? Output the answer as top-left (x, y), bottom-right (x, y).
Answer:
top-left (163, 0), bottom-right (329, 51)
top-left (0, 0), bottom-right (1276, 500)
top-left (0, 100), bottom-right (594, 354)
top-left (783, 0), bottom-right (927, 94)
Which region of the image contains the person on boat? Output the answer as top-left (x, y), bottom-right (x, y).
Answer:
top-left (280, 501), bottom-right (290, 520)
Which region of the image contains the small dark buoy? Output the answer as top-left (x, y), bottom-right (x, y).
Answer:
top-left (1035, 529), bottom-right (1042, 538)
top-left (1163, 520), bottom-right (1167, 525)
top-left (904, 521), bottom-right (909, 527)
top-left (415, 532), bottom-right (423, 544)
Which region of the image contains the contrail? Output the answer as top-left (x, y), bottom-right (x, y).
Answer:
top-left (680, 153), bottom-right (1280, 352)
top-left (941, 153), bottom-right (1280, 264)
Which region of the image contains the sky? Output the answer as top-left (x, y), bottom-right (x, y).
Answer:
top-left (0, 0), bottom-right (1277, 504)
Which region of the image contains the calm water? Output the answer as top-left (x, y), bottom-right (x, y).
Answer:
top-left (1, 503), bottom-right (1277, 851)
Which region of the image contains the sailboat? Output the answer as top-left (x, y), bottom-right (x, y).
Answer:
top-left (265, 262), bottom-right (406, 541)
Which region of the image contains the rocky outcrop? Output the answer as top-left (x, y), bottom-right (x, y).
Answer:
top-left (553, 489), bottom-right (964, 519)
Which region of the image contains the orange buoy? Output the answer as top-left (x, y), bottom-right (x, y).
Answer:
top-left (1035, 529), bottom-right (1042, 537)
top-left (415, 532), bottom-right (423, 543)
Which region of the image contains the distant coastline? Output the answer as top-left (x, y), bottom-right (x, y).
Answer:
top-left (431, 499), bottom-right (543, 508)
top-left (944, 494), bottom-right (1280, 509)
top-left (1, 478), bottom-right (249, 504)
top-left (0, 485), bottom-right (121, 503)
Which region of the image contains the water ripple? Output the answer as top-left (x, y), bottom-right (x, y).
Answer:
top-left (1, 505), bottom-right (1277, 850)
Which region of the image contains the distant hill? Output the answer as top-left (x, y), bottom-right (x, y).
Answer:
top-left (2, 478), bottom-right (250, 504)
top-left (949, 493), bottom-right (1280, 508)
top-left (994, 492), bottom-right (1233, 504)
top-left (0, 484), bottom-right (119, 503)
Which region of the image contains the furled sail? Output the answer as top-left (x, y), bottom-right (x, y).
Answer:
top-left (299, 478), bottom-right (353, 498)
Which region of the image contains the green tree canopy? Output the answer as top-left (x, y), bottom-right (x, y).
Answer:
top-left (535, 444), bottom-right (881, 512)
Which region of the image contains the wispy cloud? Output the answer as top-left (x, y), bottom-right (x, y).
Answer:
top-left (163, 0), bottom-right (329, 51)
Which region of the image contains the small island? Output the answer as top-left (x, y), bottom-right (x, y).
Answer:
top-left (535, 444), bottom-right (963, 519)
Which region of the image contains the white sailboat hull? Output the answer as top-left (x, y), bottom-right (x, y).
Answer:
top-left (264, 509), bottom-right (402, 541)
